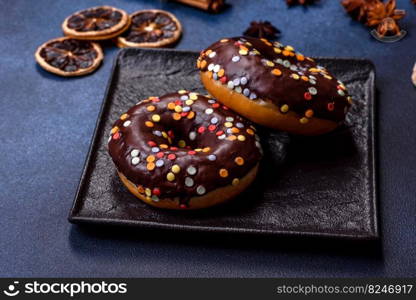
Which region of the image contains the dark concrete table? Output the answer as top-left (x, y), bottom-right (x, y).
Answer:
top-left (1, 0), bottom-right (415, 277)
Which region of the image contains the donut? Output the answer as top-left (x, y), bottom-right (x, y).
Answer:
top-left (107, 91), bottom-right (262, 210)
top-left (197, 37), bottom-right (353, 135)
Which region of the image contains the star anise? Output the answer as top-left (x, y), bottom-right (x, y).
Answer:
top-left (243, 21), bottom-right (281, 40)
top-left (366, 0), bottom-right (405, 27)
top-left (341, 0), bottom-right (379, 23)
top-left (285, 0), bottom-right (317, 5)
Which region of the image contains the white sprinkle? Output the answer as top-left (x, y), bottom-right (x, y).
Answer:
top-left (255, 134), bottom-right (260, 141)
top-left (205, 108), bottom-right (214, 115)
top-left (151, 147), bottom-right (160, 153)
top-left (131, 149), bottom-right (140, 157)
top-left (218, 134), bottom-right (226, 140)
top-left (208, 99), bottom-right (216, 104)
top-left (180, 95), bottom-right (189, 101)
top-left (187, 166), bottom-right (197, 175)
top-left (210, 117), bottom-right (218, 124)
top-left (155, 159), bottom-right (164, 167)
top-left (283, 60), bottom-right (291, 68)
top-left (153, 130), bottom-right (162, 136)
top-left (208, 51), bottom-right (216, 58)
top-left (213, 64), bottom-right (220, 73)
top-left (207, 63), bottom-right (215, 71)
top-left (227, 81), bottom-right (234, 89)
top-left (189, 131), bottom-right (197, 141)
top-left (310, 75), bottom-right (317, 80)
top-left (226, 128), bottom-right (233, 134)
top-left (182, 106), bottom-right (191, 112)
top-left (208, 154), bottom-right (216, 161)
top-left (185, 177), bottom-right (194, 187)
top-left (235, 86), bottom-right (242, 94)
top-left (123, 120), bottom-right (131, 127)
top-left (233, 78), bottom-right (240, 86)
top-left (226, 117), bottom-right (234, 122)
top-left (243, 88), bottom-right (250, 97)
top-left (255, 141), bottom-right (262, 149)
top-left (338, 89), bottom-right (345, 96)
top-left (308, 87), bottom-right (318, 95)
top-left (309, 79), bottom-right (317, 85)
top-left (196, 185), bottom-right (206, 195)
top-left (232, 56), bottom-right (240, 62)
top-left (290, 65), bottom-right (298, 71)
top-left (240, 77), bottom-right (248, 85)
top-left (108, 136), bottom-right (112, 142)
top-left (213, 73), bottom-right (218, 80)
top-left (132, 157), bottom-right (140, 165)
top-left (249, 93), bottom-right (257, 100)
top-left (236, 122), bottom-right (244, 128)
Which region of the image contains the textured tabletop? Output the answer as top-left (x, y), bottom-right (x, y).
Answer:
top-left (0, 0), bottom-right (415, 277)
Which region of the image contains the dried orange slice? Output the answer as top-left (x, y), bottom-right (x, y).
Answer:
top-left (35, 37), bottom-right (103, 77)
top-left (117, 9), bottom-right (182, 48)
top-left (62, 6), bottom-right (130, 40)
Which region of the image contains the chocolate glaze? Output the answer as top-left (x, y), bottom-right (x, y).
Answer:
top-left (198, 37), bottom-right (352, 123)
top-left (108, 92), bottom-right (262, 205)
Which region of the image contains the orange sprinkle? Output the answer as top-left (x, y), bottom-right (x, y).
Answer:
top-left (282, 50), bottom-right (291, 56)
top-left (202, 147), bottom-right (210, 152)
top-left (146, 155), bottom-right (155, 163)
top-left (187, 111), bottom-right (195, 119)
top-left (200, 60), bottom-right (207, 69)
top-left (305, 109), bottom-right (314, 118)
top-left (159, 144), bottom-right (168, 149)
top-left (145, 121), bottom-right (154, 128)
top-left (219, 169), bottom-right (229, 178)
top-left (235, 157), bottom-right (244, 166)
top-left (207, 71), bottom-right (213, 79)
top-left (246, 128), bottom-right (254, 135)
top-left (120, 113), bottom-right (129, 120)
top-left (137, 185), bottom-right (145, 193)
top-left (296, 54), bottom-right (305, 61)
top-left (196, 60), bottom-right (201, 68)
top-left (272, 69), bottom-right (282, 76)
top-left (205, 49), bottom-right (212, 55)
top-left (231, 127), bottom-right (240, 133)
top-left (147, 162), bottom-right (155, 171)
top-left (111, 127), bottom-right (119, 134)
top-left (146, 105), bottom-right (156, 112)
top-left (167, 102), bottom-right (176, 110)
top-left (301, 76), bottom-right (309, 82)
top-left (218, 69), bottom-right (225, 77)
top-left (227, 135), bottom-right (237, 141)
top-left (173, 113), bottom-right (181, 120)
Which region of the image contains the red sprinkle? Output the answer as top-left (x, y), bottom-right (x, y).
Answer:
top-left (181, 112), bottom-right (188, 117)
top-left (168, 154), bottom-right (176, 160)
top-left (212, 103), bottom-right (220, 108)
top-left (198, 126), bottom-right (206, 134)
top-left (148, 141), bottom-right (157, 147)
top-left (174, 100), bottom-right (182, 105)
top-left (179, 204), bottom-right (187, 209)
top-left (156, 152), bottom-right (164, 158)
top-left (304, 92), bottom-right (312, 100)
top-left (168, 130), bottom-right (174, 138)
top-left (216, 130), bottom-right (224, 136)
top-left (220, 76), bottom-right (227, 84)
top-left (152, 97), bottom-right (160, 102)
top-left (170, 147), bottom-right (178, 151)
top-left (152, 188), bottom-right (161, 196)
top-left (208, 125), bottom-right (217, 131)
top-left (113, 132), bottom-right (120, 140)
top-left (222, 106), bottom-right (229, 110)
top-left (188, 150), bottom-right (196, 155)
top-left (327, 102), bottom-right (335, 111)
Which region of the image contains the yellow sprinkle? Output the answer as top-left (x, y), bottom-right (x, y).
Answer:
top-left (266, 60), bottom-right (275, 67)
top-left (147, 162), bottom-right (155, 171)
top-left (147, 105), bottom-right (156, 112)
top-left (202, 147), bottom-right (210, 152)
top-left (160, 144), bottom-right (168, 149)
top-left (239, 49), bottom-right (248, 56)
top-left (145, 121), bottom-right (154, 128)
top-left (232, 178), bottom-right (240, 186)
top-left (218, 69), bottom-right (225, 77)
top-left (280, 104), bottom-right (289, 113)
top-left (171, 165), bottom-right (181, 174)
top-left (224, 122), bottom-right (233, 128)
top-left (237, 135), bottom-right (246, 141)
top-left (194, 148), bottom-right (202, 152)
top-left (291, 74), bottom-right (300, 80)
top-left (285, 45), bottom-right (294, 51)
top-left (220, 39), bottom-right (229, 43)
top-left (205, 49), bottom-right (212, 55)
top-left (185, 99), bottom-right (194, 105)
top-left (111, 127), bottom-right (119, 134)
top-left (167, 102), bottom-right (176, 110)
top-left (246, 128), bottom-right (254, 135)
top-left (151, 114), bottom-right (161, 122)
top-left (145, 188), bottom-right (151, 197)
top-left (228, 135), bottom-right (237, 141)
top-left (347, 96), bottom-right (353, 105)
top-left (146, 155), bottom-right (155, 163)
top-left (120, 113), bottom-right (129, 120)
top-left (189, 93), bottom-right (198, 100)
top-left (219, 169), bottom-right (229, 178)
top-left (305, 109), bottom-right (314, 118)
top-left (162, 131), bottom-right (168, 138)
top-left (178, 140), bottom-right (186, 148)
top-left (173, 113), bottom-right (181, 120)
top-left (167, 172), bottom-right (175, 181)
top-left (300, 117), bottom-right (309, 124)
top-left (235, 157), bottom-right (244, 165)
top-left (272, 69), bottom-right (282, 76)
top-left (274, 47), bottom-right (282, 54)
top-left (174, 106), bottom-right (182, 113)
top-left (178, 90), bottom-right (187, 94)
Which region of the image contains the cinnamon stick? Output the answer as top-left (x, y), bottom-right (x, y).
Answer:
top-left (172, 0), bottom-right (225, 13)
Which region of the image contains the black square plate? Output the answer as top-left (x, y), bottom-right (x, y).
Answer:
top-left (69, 48), bottom-right (378, 240)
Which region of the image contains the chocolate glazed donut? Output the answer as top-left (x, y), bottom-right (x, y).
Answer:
top-left (108, 91), bottom-right (262, 210)
top-left (197, 37), bottom-right (353, 135)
